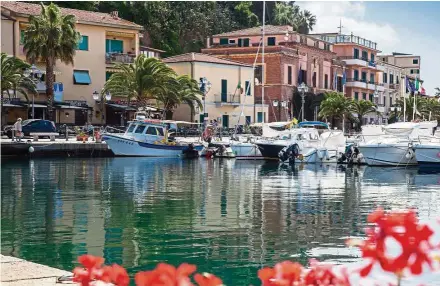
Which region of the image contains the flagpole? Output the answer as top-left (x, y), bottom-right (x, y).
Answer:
top-left (262, 0), bottom-right (265, 125)
top-left (413, 75), bottom-right (417, 121)
top-left (403, 76), bottom-right (406, 122)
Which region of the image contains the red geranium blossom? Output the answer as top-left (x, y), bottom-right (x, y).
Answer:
top-left (135, 262), bottom-right (197, 286)
top-left (258, 261), bottom-right (303, 285)
top-left (193, 273), bottom-right (223, 286)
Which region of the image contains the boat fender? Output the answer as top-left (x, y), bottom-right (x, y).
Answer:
top-left (405, 149), bottom-right (415, 159)
top-left (29, 146), bottom-right (34, 153)
top-left (298, 154), bottom-right (304, 161)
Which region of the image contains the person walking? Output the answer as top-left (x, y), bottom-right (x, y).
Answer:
top-left (13, 118), bottom-right (23, 142)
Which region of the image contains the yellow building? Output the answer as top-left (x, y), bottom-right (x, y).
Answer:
top-left (163, 53), bottom-right (269, 127)
top-left (1, 1), bottom-right (144, 126)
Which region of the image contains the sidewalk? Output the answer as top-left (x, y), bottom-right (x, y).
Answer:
top-left (0, 255), bottom-right (75, 285)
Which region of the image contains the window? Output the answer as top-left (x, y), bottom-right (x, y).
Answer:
top-left (255, 65), bottom-right (263, 84)
top-left (127, 124), bottom-right (136, 133)
top-left (354, 70), bottom-right (359, 80)
top-left (354, 92), bottom-right (359, 101)
top-left (337, 76), bottom-right (343, 92)
top-left (369, 94), bottom-right (374, 102)
top-left (416, 69), bottom-right (420, 74)
top-left (245, 116), bottom-right (251, 125)
top-left (287, 66), bottom-right (292, 85)
top-left (238, 38), bottom-right (250, 47)
top-left (312, 72), bottom-right (317, 87)
top-left (361, 72), bottom-right (367, 82)
top-left (146, 127), bottom-right (157, 135)
top-left (413, 59), bottom-right (419, 64)
top-left (370, 74), bottom-right (374, 84)
top-left (106, 72), bottom-right (114, 81)
top-left (383, 72), bottom-right (388, 83)
top-left (299, 70), bottom-right (307, 85)
top-left (371, 53), bottom-right (375, 62)
top-left (221, 79), bottom-right (227, 95)
top-left (105, 39), bottom-right (123, 53)
top-left (324, 74), bottom-right (329, 89)
top-left (229, 40), bottom-right (235, 44)
top-left (362, 50), bottom-right (368, 61)
top-left (362, 93), bottom-right (367, 100)
top-left (20, 30), bottom-right (25, 45)
top-left (267, 37), bottom-right (276, 46)
top-left (77, 35), bottom-right (88, 51)
top-left (390, 97), bottom-right (393, 106)
top-left (354, 48), bottom-right (359, 59)
top-left (245, 80), bottom-right (251, 96)
top-left (396, 76), bottom-right (399, 84)
top-left (389, 74), bottom-right (394, 84)
top-left (73, 70), bottom-right (91, 85)
top-left (257, 112), bottom-right (264, 123)
top-left (219, 38), bottom-right (228, 45)
top-left (200, 113), bottom-right (207, 123)
top-left (134, 125), bottom-right (146, 134)
top-left (156, 127), bottom-right (164, 136)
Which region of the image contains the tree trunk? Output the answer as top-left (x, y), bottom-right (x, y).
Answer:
top-left (358, 115), bottom-right (363, 131)
top-left (165, 110), bottom-right (174, 120)
top-left (332, 116), bottom-right (335, 128)
top-left (46, 56), bottom-right (55, 121)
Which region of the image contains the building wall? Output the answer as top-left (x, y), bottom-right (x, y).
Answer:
top-left (3, 14), bottom-right (141, 125)
top-left (1, 17), bottom-right (14, 55)
top-left (167, 61), bottom-right (268, 127)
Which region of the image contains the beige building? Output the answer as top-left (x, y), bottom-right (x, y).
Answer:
top-left (380, 52), bottom-right (421, 80)
top-left (1, 1), bottom-right (144, 126)
top-left (163, 53), bottom-right (269, 128)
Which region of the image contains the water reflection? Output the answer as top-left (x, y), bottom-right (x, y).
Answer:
top-left (1, 158), bottom-right (440, 285)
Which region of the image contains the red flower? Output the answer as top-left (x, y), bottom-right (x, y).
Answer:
top-left (135, 263), bottom-right (197, 286)
top-left (304, 259), bottom-right (350, 286)
top-left (257, 261), bottom-right (303, 286)
top-left (78, 255), bottom-right (105, 269)
top-left (105, 264), bottom-right (130, 286)
top-left (73, 255), bottom-right (106, 286)
top-left (194, 273), bottom-right (223, 286)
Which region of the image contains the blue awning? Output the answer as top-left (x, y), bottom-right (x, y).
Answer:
top-left (73, 70), bottom-right (91, 84)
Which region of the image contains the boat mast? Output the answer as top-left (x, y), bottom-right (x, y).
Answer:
top-left (262, 0), bottom-right (265, 126)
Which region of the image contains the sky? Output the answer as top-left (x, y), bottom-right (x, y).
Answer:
top-left (297, 1), bottom-right (440, 95)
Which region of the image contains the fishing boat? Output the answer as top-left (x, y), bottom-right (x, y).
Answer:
top-left (357, 121), bottom-right (437, 166)
top-left (102, 119), bottom-right (203, 157)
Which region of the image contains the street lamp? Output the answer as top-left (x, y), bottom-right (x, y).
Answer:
top-left (93, 89), bottom-right (111, 125)
top-left (198, 77), bottom-right (212, 128)
top-left (298, 82), bottom-right (309, 122)
top-left (28, 64), bottom-right (41, 119)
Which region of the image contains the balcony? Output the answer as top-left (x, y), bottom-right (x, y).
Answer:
top-left (376, 105), bottom-right (386, 113)
top-left (388, 83), bottom-right (400, 90)
top-left (340, 56), bottom-right (379, 70)
top-left (318, 34), bottom-right (377, 50)
top-left (214, 93), bottom-right (241, 106)
top-left (367, 82), bottom-right (385, 92)
top-left (105, 53), bottom-right (136, 64)
top-left (345, 78), bottom-right (367, 89)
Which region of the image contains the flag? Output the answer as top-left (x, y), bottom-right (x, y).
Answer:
top-left (406, 77), bottom-right (412, 94)
top-left (415, 78), bottom-right (420, 92)
top-left (420, 84), bottom-right (426, 95)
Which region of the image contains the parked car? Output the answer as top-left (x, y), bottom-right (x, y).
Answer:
top-left (4, 119), bottom-right (56, 138)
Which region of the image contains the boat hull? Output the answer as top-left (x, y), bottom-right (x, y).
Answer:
top-left (301, 148), bottom-right (340, 164)
top-left (256, 143), bottom-right (286, 159)
top-left (358, 144), bottom-right (417, 166)
top-left (230, 143), bottom-right (262, 159)
top-left (103, 134), bottom-right (202, 157)
top-left (414, 145), bottom-right (440, 167)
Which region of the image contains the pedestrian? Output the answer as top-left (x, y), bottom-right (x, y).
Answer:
top-left (13, 118), bottom-right (23, 142)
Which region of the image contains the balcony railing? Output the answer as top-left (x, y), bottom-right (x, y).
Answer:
top-left (346, 78), bottom-right (384, 86)
top-left (339, 56), bottom-right (377, 67)
top-left (318, 34), bottom-right (377, 50)
top-left (105, 53), bottom-right (136, 64)
top-left (214, 93), bottom-right (241, 105)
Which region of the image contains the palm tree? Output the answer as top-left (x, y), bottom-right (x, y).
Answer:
top-left (420, 97), bottom-right (440, 121)
top-left (349, 100), bottom-right (377, 130)
top-left (318, 91), bottom-right (353, 128)
top-left (435, 87), bottom-right (440, 96)
top-left (158, 75), bottom-right (203, 120)
top-left (23, 3), bottom-right (80, 120)
top-left (272, 2), bottom-right (298, 26)
top-left (1, 53), bottom-right (37, 101)
top-left (103, 55), bottom-right (178, 108)
top-left (294, 10), bottom-right (316, 34)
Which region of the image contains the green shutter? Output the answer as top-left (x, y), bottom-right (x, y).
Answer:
top-left (106, 39), bottom-right (123, 53)
top-left (221, 79), bottom-right (227, 95)
top-left (267, 37), bottom-right (276, 46)
top-left (245, 116), bottom-right (251, 125)
top-left (361, 72), bottom-right (367, 82)
top-left (245, 81), bottom-right (250, 95)
top-left (238, 38), bottom-right (242, 47)
top-left (244, 38), bottom-right (250, 47)
top-left (354, 92), bottom-right (359, 101)
top-left (354, 70), bottom-right (359, 80)
top-left (20, 30), bottom-right (25, 44)
top-left (106, 72), bottom-right (113, 81)
top-left (354, 48), bottom-right (359, 59)
top-left (219, 38), bottom-right (228, 45)
top-left (362, 93), bottom-right (367, 100)
top-left (78, 35), bottom-right (88, 51)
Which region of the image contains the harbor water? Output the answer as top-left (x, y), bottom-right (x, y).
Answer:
top-left (1, 158), bottom-right (440, 285)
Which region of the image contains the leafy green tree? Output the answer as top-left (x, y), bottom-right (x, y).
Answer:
top-left (420, 97), bottom-right (440, 121)
top-left (103, 55), bottom-right (178, 109)
top-left (435, 87), bottom-right (440, 96)
top-left (233, 2), bottom-right (259, 27)
top-left (1, 53), bottom-right (37, 102)
top-left (23, 3), bottom-right (80, 120)
top-left (294, 10), bottom-right (316, 34)
top-left (349, 100), bottom-right (377, 129)
top-left (272, 2), bottom-right (298, 26)
top-left (158, 75), bottom-right (203, 120)
top-left (319, 91), bottom-right (353, 128)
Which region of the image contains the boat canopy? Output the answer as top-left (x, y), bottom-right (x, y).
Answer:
top-left (298, 121), bottom-right (329, 129)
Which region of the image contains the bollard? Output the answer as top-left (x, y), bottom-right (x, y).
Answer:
top-left (65, 125), bottom-right (69, 141)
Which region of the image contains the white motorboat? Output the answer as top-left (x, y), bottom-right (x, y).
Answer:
top-left (102, 119), bottom-right (203, 157)
top-left (414, 138), bottom-right (440, 167)
top-left (358, 121), bottom-right (437, 166)
top-left (200, 141), bottom-right (236, 158)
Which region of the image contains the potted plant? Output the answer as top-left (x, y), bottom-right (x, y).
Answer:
top-left (76, 128), bottom-right (89, 142)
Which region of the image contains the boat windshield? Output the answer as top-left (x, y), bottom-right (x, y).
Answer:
top-left (127, 124), bottom-right (136, 133)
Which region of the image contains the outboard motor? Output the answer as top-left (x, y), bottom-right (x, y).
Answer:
top-left (279, 143), bottom-right (300, 164)
top-left (183, 143), bottom-right (199, 158)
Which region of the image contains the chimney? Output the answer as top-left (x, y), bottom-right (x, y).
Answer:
top-left (206, 37), bottom-right (210, 49)
top-left (110, 11), bottom-right (119, 18)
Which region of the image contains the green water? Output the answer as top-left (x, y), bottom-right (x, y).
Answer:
top-left (1, 158), bottom-right (440, 285)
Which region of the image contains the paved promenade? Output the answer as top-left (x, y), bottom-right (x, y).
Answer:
top-left (0, 255), bottom-right (75, 285)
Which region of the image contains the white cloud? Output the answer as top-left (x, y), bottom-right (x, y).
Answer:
top-left (298, 1), bottom-right (400, 53)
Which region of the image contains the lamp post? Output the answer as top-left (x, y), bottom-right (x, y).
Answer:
top-left (298, 82), bottom-right (309, 122)
top-left (92, 89), bottom-right (111, 125)
top-left (28, 64), bottom-right (41, 119)
top-left (198, 77), bottom-right (212, 128)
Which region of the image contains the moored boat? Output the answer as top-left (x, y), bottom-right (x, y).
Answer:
top-left (414, 142), bottom-right (440, 167)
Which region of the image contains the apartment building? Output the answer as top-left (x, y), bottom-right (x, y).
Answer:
top-left (380, 52), bottom-right (421, 79)
top-left (163, 53), bottom-right (268, 127)
top-left (1, 1), bottom-right (144, 126)
top-left (201, 25), bottom-right (339, 123)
